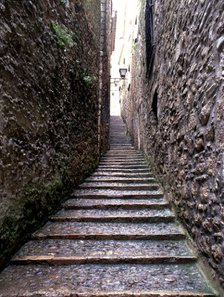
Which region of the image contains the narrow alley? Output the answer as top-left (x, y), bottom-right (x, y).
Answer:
top-left (0, 0), bottom-right (224, 296)
top-left (0, 116), bottom-right (217, 296)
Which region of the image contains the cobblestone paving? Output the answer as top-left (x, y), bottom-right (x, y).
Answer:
top-left (0, 116), bottom-right (217, 296)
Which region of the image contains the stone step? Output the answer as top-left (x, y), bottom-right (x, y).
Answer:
top-left (110, 135), bottom-right (129, 137)
top-left (0, 264), bottom-right (215, 296)
top-left (110, 131), bottom-right (127, 133)
top-left (12, 255), bottom-right (197, 265)
top-left (110, 134), bottom-right (129, 136)
top-left (106, 151), bottom-right (139, 154)
top-left (92, 171), bottom-right (154, 178)
top-left (110, 143), bottom-right (132, 146)
top-left (105, 151), bottom-right (141, 154)
top-left (110, 138), bottom-right (130, 141)
top-left (110, 139), bottom-right (129, 141)
top-left (12, 239), bottom-right (193, 260)
top-left (109, 148), bottom-right (136, 152)
top-left (110, 142), bottom-right (133, 144)
top-left (110, 144), bottom-right (134, 146)
top-left (73, 189), bottom-right (164, 199)
top-left (105, 149), bottom-right (140, 152)
top-left (97, 165), bottom-right (149, 169)
top-left (110, 144), bottom-right (133, 146)
top-left (32, 221), bottom-right (185, 240)
top-left (63, 198), bottom-right (169, 209)
top-left (49, 208), bottom-right (175, 223)
top-left (99, 159), bottom-right (147, 163)
top-left (95, 168), bottom-right (151, 173)
top-left (110, 139), bottom-right (131, 141)
top-left (110, 133), bottom-right (127, 135)
top-left (105, 155), bottom-right (142, 158)
top-left (99, 158), bottom-right (148, 165)
top-left (85, 177), bottom-right (156, 183)
top-left (101, 160), bottom-right (146, 164)
top-left (102, 154), bottom-right (143, 157)
top-left (110, 140), bottom-right (130, 142)
top-left (71, 194), bottom-right (164, 200)
top-left (79, 182), bottom-right (159, 191)
top-left (103, 155), bottom-right (144, 159)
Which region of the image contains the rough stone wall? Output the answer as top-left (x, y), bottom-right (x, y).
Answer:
top-left (99, 0), bottom-right (112, 153)
top-left (0, 0), bottom-right (102, 269)
top-left (122, 42), bottom-right (145, 148)
top-left (123, 0), bottom-right (224, 286)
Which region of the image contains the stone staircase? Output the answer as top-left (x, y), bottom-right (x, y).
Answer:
top-left (0, 116), bottom-right (217, 296)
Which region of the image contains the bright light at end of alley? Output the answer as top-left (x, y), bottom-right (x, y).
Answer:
top-left (110, 0), bottom-right (139, 116)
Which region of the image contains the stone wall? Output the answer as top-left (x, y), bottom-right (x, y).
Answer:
top-left (0, 0), bottom-right (104, 269)
top-left (99, 0), bottom-right (112, 153)
top-left (122, 0), bottom-right (224, 287)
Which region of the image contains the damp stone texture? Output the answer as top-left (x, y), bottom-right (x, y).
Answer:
top-left (0, 0), bottom-right (112, 269)
top-left (121, 0), bottom-right (224, 287)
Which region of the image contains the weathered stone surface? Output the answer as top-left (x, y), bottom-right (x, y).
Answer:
top-left (0, 264), bottom-right (215, 296)
top-left (0, 0), bottom-right (109, 269)
top-left (121, 0), bottom-right (224, 287)
top-left (0, 116), bottom-right (217, 296)
top-left (12, 239), bottom-right (192, 258)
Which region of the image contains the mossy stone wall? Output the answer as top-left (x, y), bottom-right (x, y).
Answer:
top-left (0, 0), bottom-right (101, 269)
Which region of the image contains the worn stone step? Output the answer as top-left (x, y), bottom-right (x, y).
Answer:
top-left (95, 168), bottom-right (151, 173)
top-left (12, 239), bottom-right (192, 260)
top-left (32, 221), bottom-right (185, 240)
top-left (63, 198), bottom-right (169, 209)
top-left (110, 145), bottom-right (133, 147)
top-left (110, 133), bottom-right (130, 135)
top-left (108, 148), bottom-right (136, 150)
top-left (110, 139), bottom-right (129, 141)
top-left (99, 159), bottom-right (147, 163)
top-left (97, 165), bottom-right (149, 170)
top-left (107, 142), bottom-right (135, 145)
top-left (85, 177), bottom-right (156, 183)
top-left (0, 264), bottom-right (215, 296)
top-left (101, 156), bottom-right (144, 160)
top-left (79, 182), bottom-right (159, 191)
top-left (110, 139), bottom-right (130, 141)
top-left (49, 208), bottom-right (175, 223)
top-left (105, 153), bottom-right (142, 156)
top-left (101, 156), bottom-right (146, 160)
top-left (100, 157), bottom-right (147, 164)
top-left (110, 140), bottom-right (131, 142)
top-left (110, 140), bottom-right (130, 143)
top-left (110, 134), bottom-right (127, 136)
top-left (105, 149), bottom-right (140, 152)
top-left (71, 195), bottom-right (164, 201)
top-left (110, 136), bottom-right (130, 138)
top-left (103, 155), bottom-right (144, 159)
top-left (110, 142), bottom-right (133, 144)
top-left (99, 161), bottom-right (147, 165)
top-left (105, 152), bottom-right (139, 155)
top-left (92, 171), bottom-right (154, 178)
top-left (12, 255), bottom-right (197, 265)
top-left (73, 189), bottom-right (163, 199)
top-left (110, 144), bottom-right (134, 146)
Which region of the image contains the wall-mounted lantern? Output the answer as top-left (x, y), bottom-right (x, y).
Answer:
top-left (119, 68), bottom-right (128, 79)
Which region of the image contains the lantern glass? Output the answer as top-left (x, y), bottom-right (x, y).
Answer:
top-left (119, 68), bottom-right (127, 78)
